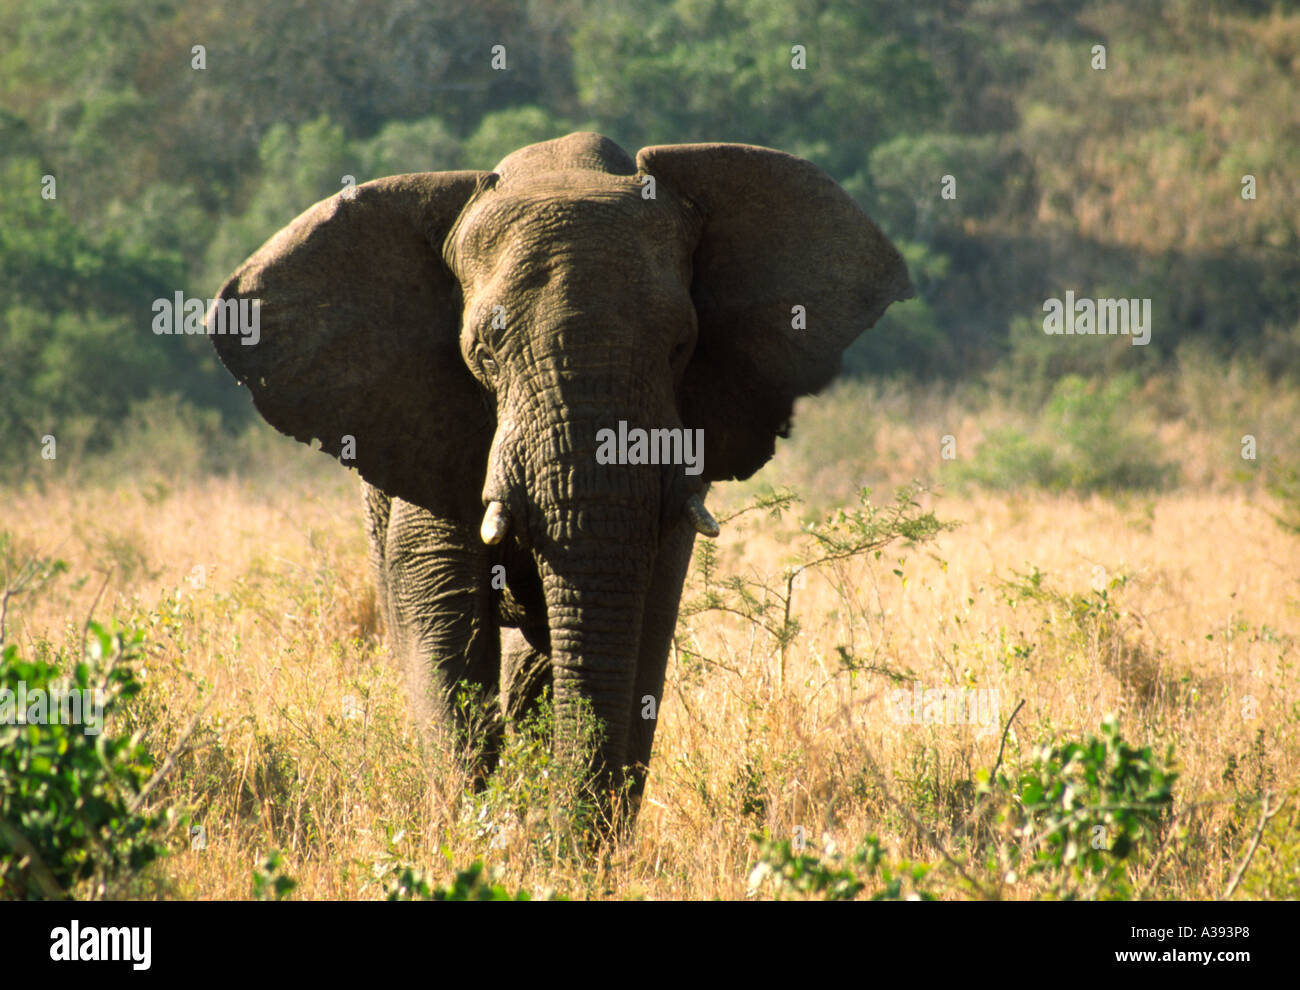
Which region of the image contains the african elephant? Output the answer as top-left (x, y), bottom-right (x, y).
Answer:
top-left (207, 132), bottom-right (911, 826)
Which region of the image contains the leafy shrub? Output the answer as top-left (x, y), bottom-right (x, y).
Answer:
top-left (384, 859), bottom-right (539, 901)
top-left (747, 832), bottom-right (935, 901)
top-left (1241, 789), bottom-right (1300, 900)
top-left (956, 374), bottom-right (1176, 494)
top-left (681, 483), bottom-right (953, 686)
top-left (998, 565), bottom-right (1175, 705)
top-left (252, 850), bottom-right (297, 901)
top-left (985, 717), bottom-right (1177, 899)
top-left (0, 621), bottom-right (167, 899)
top-left (1267, 465), bottom-right (1300, 534)
top-left (869, 132), bottom-right (1015, 229)
top-left (462, 691), bottom-right (612, 860)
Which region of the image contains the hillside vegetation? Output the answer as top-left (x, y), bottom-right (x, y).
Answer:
top-left (3, 0), bottom-right (1299, 460)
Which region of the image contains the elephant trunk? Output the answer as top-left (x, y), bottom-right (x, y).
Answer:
top-left (511, 370), bottom-right (664, 812)
top-left (533, 455), bottom-right (659, 802)
top-left (537, 524), bottom-right (655, 799)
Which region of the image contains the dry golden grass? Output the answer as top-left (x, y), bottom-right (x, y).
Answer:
top-left (2, 387), bottom-right (1298, 900)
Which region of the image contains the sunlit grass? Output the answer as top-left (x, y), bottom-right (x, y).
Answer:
top-left (3, 368), bottom-right (1298, 899)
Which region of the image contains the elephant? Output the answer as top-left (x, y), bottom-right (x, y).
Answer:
top-left (206, 131), bottom-right (912, 828)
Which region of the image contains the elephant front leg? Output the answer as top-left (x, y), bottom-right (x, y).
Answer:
top-left (383, 498), bottom-right (501, 781)
top-left (499, 628), bottom-right (552, 722)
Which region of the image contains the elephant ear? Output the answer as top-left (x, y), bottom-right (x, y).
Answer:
top-left (207, 171), bottom-right (491, 516)
top-left (636, 143), bottom-right (913, 483)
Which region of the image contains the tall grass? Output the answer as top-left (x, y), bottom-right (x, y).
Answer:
top-left (2, 358), bottom-right (1298, 899)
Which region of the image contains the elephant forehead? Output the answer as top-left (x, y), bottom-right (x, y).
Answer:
top-left (447, 177), bottom-right (688, 276)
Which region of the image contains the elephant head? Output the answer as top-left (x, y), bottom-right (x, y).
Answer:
top-left (207, 132), bottom-right (911, 805)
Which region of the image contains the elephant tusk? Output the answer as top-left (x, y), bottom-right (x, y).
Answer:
top-left (480, 501), bottom-right (510, 545)
top-left (685, 494), bottom-right (720, 538)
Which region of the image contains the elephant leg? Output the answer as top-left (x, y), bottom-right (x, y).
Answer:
top-left (382, 495), bottom-right (501, 779)
top-left (499, 627), bottom-right (552, 723)
top-left (362, 481), bottom-right (393, 628)
top-left (624, 514), bottom-right (698, 807)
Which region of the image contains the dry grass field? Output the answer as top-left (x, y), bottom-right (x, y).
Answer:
top-left (2, 367), bottom-right (1298, 900)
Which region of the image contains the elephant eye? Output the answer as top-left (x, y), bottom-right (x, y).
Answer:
top-left (479, 352), bottom-right (497, 375)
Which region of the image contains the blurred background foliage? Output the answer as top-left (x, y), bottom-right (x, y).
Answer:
top-left (2, 0), bottom-right (1298, 466)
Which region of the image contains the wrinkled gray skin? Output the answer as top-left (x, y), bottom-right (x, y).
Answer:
top-left (208, 132), bottom-right (911, 828)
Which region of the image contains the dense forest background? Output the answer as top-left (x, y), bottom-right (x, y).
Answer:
top-left (2, 0), bottom-right (1298, 466)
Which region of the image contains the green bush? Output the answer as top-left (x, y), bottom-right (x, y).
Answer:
top-left (1267, 465), bottom-right (1300, 534)
top-left (1241, 789), bottom-right (1300, 900)
top-left (0, 620), bottom-right (167, 899)
top-left (955, 374), bottom-right (1176, 494)
top-left (252, 850), bottom-right (297, 901)
top-left (681, 483), bottom-right (953, 684)
top-left (463, 691), bottom-right (611, 859)
top-left (986, 717), bottom-right (1177, 900)
top-left (747, 832), bottom-right (936, 901)
top-left (384, 859), bottom-right (538, 902)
